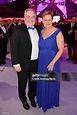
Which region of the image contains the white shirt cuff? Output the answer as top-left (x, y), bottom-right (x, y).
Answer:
top-left (13, 64), bottom-right (20, 67)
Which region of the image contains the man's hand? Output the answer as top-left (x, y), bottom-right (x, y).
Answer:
top-left (0, 34), bottom-right (4, 37)
top-left (14, 65), bottom-right (21, 72)
top-left (68, 30), bottom-right (72, 34)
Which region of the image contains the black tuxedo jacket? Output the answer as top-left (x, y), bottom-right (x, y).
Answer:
top-left (66, 23), bottom-right (76, 38)
top-left (57, 23), bottom-right (66, 38)
top-left (11, 24), bottom-right (40, 71)
top-left (8, 24), bottom-right (15, 35)
top-left (0, 26), bottom-right (8, 44)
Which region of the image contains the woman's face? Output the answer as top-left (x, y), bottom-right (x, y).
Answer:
top-left (42, 14), bottom-right (53, 29)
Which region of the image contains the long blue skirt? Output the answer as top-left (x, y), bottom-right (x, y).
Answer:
top-left (36, 80), bottom-right (60, 112)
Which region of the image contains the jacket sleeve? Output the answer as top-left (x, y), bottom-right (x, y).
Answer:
top-left (11, 26), bottom-right (20, 65)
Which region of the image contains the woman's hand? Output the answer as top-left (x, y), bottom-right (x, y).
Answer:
top-left (47, 62), bottom-right (54, 71)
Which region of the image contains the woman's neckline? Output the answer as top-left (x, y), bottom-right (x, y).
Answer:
top-left (42, 28), bottom-right (58, 40)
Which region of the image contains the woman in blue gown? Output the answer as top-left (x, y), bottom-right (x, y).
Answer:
top-left (36, 10), bottom-right (64, 112)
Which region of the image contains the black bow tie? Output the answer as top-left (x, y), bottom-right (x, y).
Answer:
top-left (28, 27), bottom-right (35, 30)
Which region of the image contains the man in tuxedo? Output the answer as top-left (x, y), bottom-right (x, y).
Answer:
top-left (66, 17), bottom-right (76, 60)
top-left (0, 17), bottom-right (8, 65)
top-left (8, 18), bottom-right (17, 41)
top-left (56, 19), bottom-right (66, 39)
top-left (11, 8), bottom-right (40, 110)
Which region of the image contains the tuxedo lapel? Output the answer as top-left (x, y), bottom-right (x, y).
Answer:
top-left (0, 27), bottom-right (3, 34)
top-left (22, 24), bottom-right (31, 42)
top-left (34, 26), bottom-right (40, 35)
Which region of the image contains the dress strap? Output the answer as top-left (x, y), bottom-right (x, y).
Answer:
top-left (55, 29), bottom-right (61, 36)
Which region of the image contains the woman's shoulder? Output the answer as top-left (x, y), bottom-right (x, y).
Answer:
top-left (54, 27), bottom-right (61, 32)
top-left (40, 28), bottom-right (44, 34)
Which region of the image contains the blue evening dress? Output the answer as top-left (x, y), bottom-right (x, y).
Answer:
top-left (36, 29), bottom-right (61, 112)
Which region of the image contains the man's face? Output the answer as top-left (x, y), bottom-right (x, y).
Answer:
top-left (24, 10), bottom-right (36, 27)
top-left (71, 17), bottom-right (76, 23)
top-left (13, 18), bottom-right (17, 24)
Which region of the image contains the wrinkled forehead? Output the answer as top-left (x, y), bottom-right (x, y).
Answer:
top-left (24, 10), bottom-right (36, 18)
top-left (42, 14), bottom-right (53, 20)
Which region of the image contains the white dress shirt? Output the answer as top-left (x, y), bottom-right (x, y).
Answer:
top-left (28, 27), bottom-right (39, 60)
top-left (0, 25), bottom-right (6, 33)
